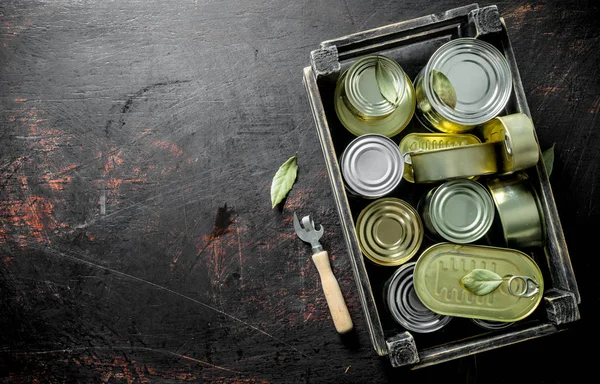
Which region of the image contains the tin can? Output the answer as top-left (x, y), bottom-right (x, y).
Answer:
top-left (419, 179), bottom-right (495, 244)
top-left (486, 173), bottom-right (546, 249)
top-left (471, 319), bottom-right (515, 330)
top-left (356, 198), bottom-right (423, 266)
top-left (334, 55), bottom-right (416, 137)
top-left (340, 134), bottom-right (404, 199)
top-left (410, 142), bottom-right (497, 183)
top-left (414, 38), bottom-right (512, 133)
top-left (399, 133), bottom-right (482, 183)
top-left (481, 113), bottom-right (540, 175)
top-left (413, 243), bottom-right (544, 323)
top-left (383, 262), bottom-right (452, 333)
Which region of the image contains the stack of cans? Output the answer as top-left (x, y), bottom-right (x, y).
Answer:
top-left (333, 37), bottom-right (546, 333)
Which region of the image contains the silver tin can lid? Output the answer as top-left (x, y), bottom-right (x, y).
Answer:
top-left (428, 179), bottom-right (495, 243)
top-left (340, 134), bottom-right (403, 198)
top-left (385, 262), bottom-right (452, 333)
top-left (471, 318), bottom-right (515, 330)
top-left (344, 55), bottom-right (408, 119)
top-left (424, 38), bottom-right (512, 126)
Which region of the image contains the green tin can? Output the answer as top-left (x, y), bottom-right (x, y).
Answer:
top-left (414, 243), bottom-right (544, 323)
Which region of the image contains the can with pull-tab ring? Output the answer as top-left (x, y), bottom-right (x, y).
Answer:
top-left (399, 132), bottom-right (482, 183)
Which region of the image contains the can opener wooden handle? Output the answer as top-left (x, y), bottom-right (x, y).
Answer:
top-left (293, 212), bottom-right (353, 334)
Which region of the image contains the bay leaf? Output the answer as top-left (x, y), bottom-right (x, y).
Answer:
top-left (375, 59), bottom-right (399, 106)
top-left (270, 155), bottom-right (298, 208)
top-left (432, 70), bottom-right (457, 109)
top-left (542, 143), bottom-right (555, 177)
top-left (461, 269), bottom-right (503, 296)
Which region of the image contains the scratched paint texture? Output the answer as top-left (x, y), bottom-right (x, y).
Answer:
top-left (0, 0), bottom-right (598, 383)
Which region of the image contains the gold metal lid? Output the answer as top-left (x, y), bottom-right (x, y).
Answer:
top-left (356, 198), bottom-right (423, 266)
top-left (413, 243), bottom-right (544, 322)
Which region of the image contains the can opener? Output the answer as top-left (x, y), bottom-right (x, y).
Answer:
top-left (293, 212), bottom-right (353, 334)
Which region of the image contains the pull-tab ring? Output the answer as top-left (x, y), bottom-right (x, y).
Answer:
top-left (507, 276), bottom-right (539, 298)
top-left (504, 134), bottom-right (513, 156)
top-left (403, 150), bottom-right (424, 166)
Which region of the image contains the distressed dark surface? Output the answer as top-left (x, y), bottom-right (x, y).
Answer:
top-left (0, 0), bottom-right (598, 383)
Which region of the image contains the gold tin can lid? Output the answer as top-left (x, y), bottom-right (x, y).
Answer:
top-left (486, 172), bottom-right (546, 249)
top-left (398, 133), bottom-right (481, 182)
top-left (424, 179), bottom-right (495, 244)
top-left (334, 55), bottom-right (416, 137)
top-left (419, 38), bottom-right (512, 129)
top-left (384, 262), bottom-right (452, 333)
top-left (340, 134), bottom-right (404, 198)
top-left (356, 198), bottom-right (423, 266)
top-left (410, 142), bottom-right (498, 183)
top-left (481, 113), bottom-right (540, 175)
top-left (414, 243), bottom-right (544, 322)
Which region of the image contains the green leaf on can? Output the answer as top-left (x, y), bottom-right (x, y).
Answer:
top-left (270, 155), bottom-right (298, 208)
top-left (542, 143), bottom-right (555, 177)
top-left (375, 58), bottom-right (399, 106)
top-left (461, 269), bottom-right (503, 296)
top-left (431, 69), bottom-right (457, 109)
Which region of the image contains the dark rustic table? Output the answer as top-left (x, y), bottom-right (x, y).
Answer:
top-left (1, 0), bottom-right (598, 383)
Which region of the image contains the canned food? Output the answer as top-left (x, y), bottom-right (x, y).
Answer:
top-left (471, 319), bottom-right (515, 330)
top-left (486, 173), bottom-right (546, 249)
top-left (419, 179), bottom-right (495, 244)
top-left (356, 198), bottom-right (423, 266)
top-left (334, 55), bottom-right (416, 137)
top-left (340, 134), bottom-right (404, 199)
top-left (410, 142), bottom-right (497, 183)
top-left (399, 133), bottom-right (481, 182)
top-left (481, 113), bottom-right (540, 175)
top-left (414, 38), bottom-right (512, 133)
top-left (383, 262), bottom-right (452, 333)
top-left (413, 243), bottom-right (544, 322)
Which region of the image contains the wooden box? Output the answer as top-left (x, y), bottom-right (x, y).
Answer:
top-left (302, 3), bottom-right (580, 368)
